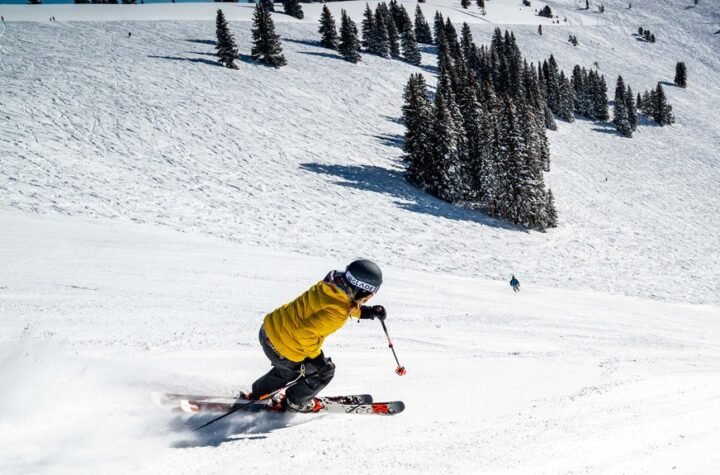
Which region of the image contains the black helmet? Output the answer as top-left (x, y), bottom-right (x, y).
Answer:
top-left (345, 259), bottom-right (382, 301)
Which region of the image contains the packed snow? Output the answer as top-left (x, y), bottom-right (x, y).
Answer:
top-left (1, 0), bottom-right (719, 473)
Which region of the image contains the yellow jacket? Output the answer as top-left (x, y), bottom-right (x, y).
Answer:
top-left (263, 274), bottom-right (361, 362)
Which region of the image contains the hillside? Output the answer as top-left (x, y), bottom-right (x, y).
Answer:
top-left (1, 1), bottom-right (720, 474)
top-left (2, 1), bottom-right (720, 304)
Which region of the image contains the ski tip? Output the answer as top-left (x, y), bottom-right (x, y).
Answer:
top-left (179, 400), bottom-right (200, 413)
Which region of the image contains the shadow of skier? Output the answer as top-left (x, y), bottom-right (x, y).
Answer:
top-left (167, 412), bottom-right (310, 447)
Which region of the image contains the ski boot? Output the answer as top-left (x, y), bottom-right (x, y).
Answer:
top-left (285, 397), bottom-right (325, 413)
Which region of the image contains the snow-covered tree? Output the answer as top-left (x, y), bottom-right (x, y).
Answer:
top-left (401, 24), bottom-right (422, 65)
top-left (215, 9), bottom-right (239, 69)
top-left (251, 3), bottom-right (287, 67)
top-left (318, 5), bottom-right (339, 50)
top-left (403, 74), bottom-right (434, 189)
top-left (338, 10), bottom-right (361, 63)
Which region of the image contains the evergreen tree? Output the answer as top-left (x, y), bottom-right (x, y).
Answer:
top-left (625, 85), bottom-right (637, 131)
top-left (546, 189), bottom-right (558, 228)
top-left (318, 5), bottom-right (339, 50)
top-left (397, 5), bottom-right (413, 34)
top-left (431, 92), bottom-right (465, 203)
top-left (282, 0), bottom-right (303, 20)
top-left (557, 72), bottom-right (575, 122)
top-left (368, 9), bottom-right (391, 57)
top-left (460, 23), bottom-right (474, 61)
top-left (338, 10), bottom-right (361, 63)
top-left (461, 0), bottom-right (470, 9)
top-left (653, 83), bottom-right (674, 126)
top-left (477, 0), bottom-right (485, 14)
top-left (401, 23), bottom-right (422, 65)
top-left (251, 3), bottom-right (287, 67)
top-left (674, 61), bottom-right (687, 88)
top-left (361, 3), bottom-right (374, 49)
top-left (414, 6), bottom-right (433, 44)
top-left (539, 5), bottom-right (553, 17)
top-left (403, 74), bottom-right (434, 189)
top-left (215, 9), bottom-right (239, 69)
top-left (387, 16), bottom-right (401, 59)
top-left (433, 11), bottom-right (445, 46)
top-left (613, 76), bottom-right (632, 137)
top-left (260, 0), bottom-right (274, 12)
top-left (592, 73), bottom-right (609, 120)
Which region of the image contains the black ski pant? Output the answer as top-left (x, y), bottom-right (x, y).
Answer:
top-left (251, 325), bottom-right (335, 405)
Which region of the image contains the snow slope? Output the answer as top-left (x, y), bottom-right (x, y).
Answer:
top-left (2, 1), bottom-right (719, 305)
top-left (1, 1), bottom-right (720, 473)
top-left (1, 210), bottom-right (719, 474)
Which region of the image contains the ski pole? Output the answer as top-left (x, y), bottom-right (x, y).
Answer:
top-left (192, 374), bottom-right (303, 432)
top-left (379, 319), bottom-right (406, 376)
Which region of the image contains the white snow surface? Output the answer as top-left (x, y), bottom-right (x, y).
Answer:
top-left (1, 0), bottom-right (720, 473)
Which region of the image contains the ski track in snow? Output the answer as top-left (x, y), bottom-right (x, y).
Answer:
top-left (1, 0), bottom-right (720, 473)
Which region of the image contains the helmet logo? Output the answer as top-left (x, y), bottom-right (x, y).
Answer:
top-left (345, 270), bottom-right (379, 293)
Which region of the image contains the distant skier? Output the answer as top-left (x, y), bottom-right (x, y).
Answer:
top-left (243, 259), bottom-right (386, 413)
top-left (128, 32), bottom-right (132, 38)
top-left (510, 275), bottom-right (520, 293)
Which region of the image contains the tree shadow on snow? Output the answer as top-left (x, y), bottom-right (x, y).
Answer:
top-left (299, 51), bottom-right (345, 61)
top-left (300, 162), bottom-right (524, 231)
top-left (148, 55), bottom-right (222, 67)
top-left (658, 80), bottom-right (676, 87)
top-left (168, 412), bottom-right (302, 448)
top-left (186, 39), bottom-right (217, 45)
top-left (283, 38), bottom-right (323, 48)
top-left (370, 133), bottom-right (404, 148)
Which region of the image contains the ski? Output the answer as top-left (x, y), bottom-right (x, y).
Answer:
top-left (152, 391), bottom-right (374, 411)
top-left (181, 398), bottom-right (403, 416)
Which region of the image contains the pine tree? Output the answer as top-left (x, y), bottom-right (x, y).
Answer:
top-left (368, 10), bottom-right (391, 58)
top-left (674, 61), bottom-right (687, 88)
top-left (613, 76), bottom-right (632, 137)
top-left (460, 23), bottom-right (474, 61)
top-left (477, 0), bottom-right (485, 15)
top-left (401, 24), bottom-right (422, 65)
top-left (625, 85), bottom-right (637, 131)
top-left (546, 189), bottom-right (558, 228)
top-left (282, 0), bottom-right (303, 20)
top-left (653, 83), bottom-right (674, 126)
top-left (251, 3), bottom-right (287, 67)
top-left (414, 6), bottom-right (433, 44)
top-left (361, 3), bottom-right (374, 49)
top-left (403, 74), bottom-right (434, 189)
top-left (260, 0), bottom-right (274, 12)
top-left (431, 92), bottom-right (465, 203)
top-left (433, 11), bottom-right (445, 46)
top-left (318, 5), bottom-right (339, 50)
top-left (215, 9), bottom-right (239, 69)
top-left (593, 73), bottom-right (609, 120)
top-left (387, 16), bottom-right (401, 59)
top-left (338, 10), bottom-right (361, 63)
top-left (462, 0), bottom-right (470, 9)
top-left (558, 72), bottom-right (575, 122)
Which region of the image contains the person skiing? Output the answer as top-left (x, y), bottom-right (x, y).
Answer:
top-left (243, 259), bottom-right (387, 413)
top-left (510, 275), bottom-right (520, 293)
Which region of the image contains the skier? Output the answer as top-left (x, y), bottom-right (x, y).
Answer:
top-left (510, 275), bottom-right (520, 293)
top-left (243, 259), bottom-right (387, 413)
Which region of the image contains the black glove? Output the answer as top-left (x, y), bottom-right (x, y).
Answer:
top-left (360, 305), bottom-right (386, 321)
